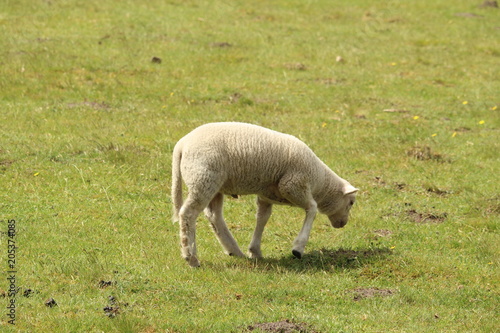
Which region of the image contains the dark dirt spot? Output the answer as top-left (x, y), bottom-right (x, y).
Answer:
top-left (151, 56), bottom-right (162, 64)
top-left (229, 92), bottom-right (243, 103)
top-left (454, 126), bottom-right (471, 132)
top-left (407, 146), bottom-right (448, 162)
top-left (479, 1), bottom-right (498, 8)
top-left (0, 159), bottom-right (15, 171)
top-left (406, 209), bottom-right (447, 223)
top-left (211, 42), bottom-right (232, 48)
top-left (373, 176), bottom-right (386, 185)
top-left (245, 319), bottom-right (317, 333)
top-left (45, 298), bottom-right (57, 307)
top-left (98, 34), bottom-right (111, 45)
top-left (426, 185), bottom-right (449, 196)
top-left (0, 159), bottom-right (14, 166)
top-left (98, 280), bottom-right (113, 288)
top-left (104, 295), bottom-right (128, 318)
top-left (432, 79), bottom-right (454, 87)
top-left (394, 183), bottom-right (406, 190)
top-left (374, 229), bottom-right (393, 237)
top-left (23, 288), bottom-right (36, 297)
top-left (349, 287), bottom-right (397, 301)
top-left (104, 306), bottom-right (120, 318)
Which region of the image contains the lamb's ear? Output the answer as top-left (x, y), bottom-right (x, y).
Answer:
top-left (342, 184), bottom-right (359, 195)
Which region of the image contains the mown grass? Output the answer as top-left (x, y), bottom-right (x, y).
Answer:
top-left (0, 0), bottom-right (498, 332)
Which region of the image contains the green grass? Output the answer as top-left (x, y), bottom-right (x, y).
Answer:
top-left (0, 0), bottom-right (498, 332)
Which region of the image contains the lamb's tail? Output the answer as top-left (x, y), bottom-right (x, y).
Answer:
top-left (171, 141), bottom-right (183, 223)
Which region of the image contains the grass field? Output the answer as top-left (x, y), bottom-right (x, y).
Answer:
top-left (1, 0), bottom-right (499, 332)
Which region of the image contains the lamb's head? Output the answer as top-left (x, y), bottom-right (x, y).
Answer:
top-left (327, 183), bottom-right (358, 229)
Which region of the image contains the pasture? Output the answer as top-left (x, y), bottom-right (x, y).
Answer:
top-left (0, 0), bottom-right (498, 332)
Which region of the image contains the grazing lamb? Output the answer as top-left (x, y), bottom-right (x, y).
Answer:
top-left (172, 122), bottom-right (358, 267)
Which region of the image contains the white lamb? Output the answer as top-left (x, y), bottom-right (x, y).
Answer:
top-left (172, 122), bottom-right (358, 267)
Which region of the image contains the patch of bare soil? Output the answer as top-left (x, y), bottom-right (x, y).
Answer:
top-left (407, 146), bottom-right (447, 162)
top-left (479, 1), bottom-right (498, 8)
top-left (374, 229), bottom-right (393, 237)
top-left (98, 280), bottom-right (114, 288)
top-left (45, 298), bottom-right (57, 307)
top-left (103, 295), bottom-right (128, 318)
top-left (0, 159), bottom-right (15, 171)
top-left (245, 320), bottom-right (317, 333)
top-left (454, 126), bottom-right (471, 132)
top-left (151, 56), bottom-right (162, 64)
top-left (425, 185), bottom-right (450, 196)
top-left (485, 196), bottom-right (500, 215)
top-left (211, 42), bottom-right (233, 48)
top-left (406, 209), bottom-right (447, 223)
top-left (23, 288), bottom-right (36, 297)
top-left (349, 287), bottom-right (397, 301)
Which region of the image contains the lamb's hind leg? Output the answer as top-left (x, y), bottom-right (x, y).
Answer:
top-left (204, 193), bottom-right (245, 257)
top-left (248, 197), bottom-right (272, 259)
top-left (179, 195), bottom-right (207, 267)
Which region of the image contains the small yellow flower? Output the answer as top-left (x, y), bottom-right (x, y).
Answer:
top-left (335, 110), bottom-right (340, 113)
top-left (321, 122), bottom-right (327, 128)
top-left (170, 92), bottom-right (174, 96)
top-left (478, 120), bottom-right (485, 125)
top-left (462, 101), bottom-right (468, 105)
top-left (491, 106), bottom-right (497, 111)
top-left (390, 246), bottom-right (396, 250)
top-left (488, 262), bottom-right (493, 265)
top-left (391, 62), bottom-right (397, 66)
top-left (34, 172), bottom-right (40, 176)
top-left (413, 116), bottom-right (419, 120)
top-left (431, 133), bottom-right (437, 137)
top-left (452, 132), bottom-right (457, 137)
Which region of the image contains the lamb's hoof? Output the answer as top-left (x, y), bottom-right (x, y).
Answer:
top-left (186, 256), bottom-right (200, 268)
top-left (248, 251), bottom-right (263, 259)
top-left (292, 250), bottom-right (302, 259)
top-left (227, 249), bottom-right (246, 257)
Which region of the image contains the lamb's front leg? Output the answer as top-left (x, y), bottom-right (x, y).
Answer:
top-left (248, 198), bottom-right (272, 259)
top-left (292, 201), bottom-right (317, 259)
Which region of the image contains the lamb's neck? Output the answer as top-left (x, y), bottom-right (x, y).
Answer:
top-left (314, 166), bottom-right (344, 212)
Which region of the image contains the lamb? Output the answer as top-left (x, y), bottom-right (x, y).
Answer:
top-left (171, 122), bottom-right (358, 267)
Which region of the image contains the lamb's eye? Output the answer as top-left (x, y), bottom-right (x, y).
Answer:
top-left (350, 200), bottom-right (354, 206)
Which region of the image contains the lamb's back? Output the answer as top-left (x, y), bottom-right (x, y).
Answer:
top-left (180, 123), bottom-right (321, 193)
